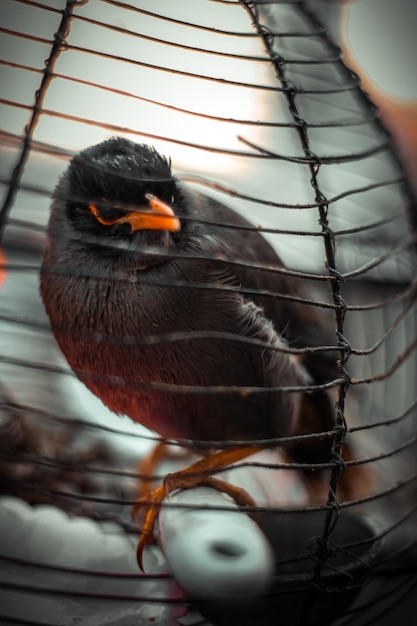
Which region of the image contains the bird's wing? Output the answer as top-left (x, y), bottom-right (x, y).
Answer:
top-left (192, 192), bottom-right (338, 383)
top-left (189, 191), bottom-right (356, 495)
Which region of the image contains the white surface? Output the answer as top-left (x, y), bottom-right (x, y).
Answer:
top-left (159, 486), bottom-right (274, 599)
top-left (0, 496), bottom-right (139, 572)
top-left (154, 447), bottom-right (307, 598)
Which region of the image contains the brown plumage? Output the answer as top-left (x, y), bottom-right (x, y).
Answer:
top-left (40, 138), bottom-right (362, 564)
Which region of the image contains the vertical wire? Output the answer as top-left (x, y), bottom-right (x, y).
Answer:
top-left (239, 2), bottom-right (357, 620)
top-left (0, 0), bottom-right (416, 620)
top-left (0, 0), bottom-right (87, 242)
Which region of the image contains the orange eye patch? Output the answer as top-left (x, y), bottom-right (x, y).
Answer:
top-left (88, 196), bottom-right (181, 233)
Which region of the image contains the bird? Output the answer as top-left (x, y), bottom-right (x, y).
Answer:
top-left (40, 137), bottom-right (359, 568)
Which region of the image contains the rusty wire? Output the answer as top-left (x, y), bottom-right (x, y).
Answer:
top-left (0, 0), bottom-right (416, 624)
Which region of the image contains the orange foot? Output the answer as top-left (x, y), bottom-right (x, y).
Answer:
top-left (135, 441), bottom-right (187, 498)
top-left (132, 445), bottom-right (262, 571)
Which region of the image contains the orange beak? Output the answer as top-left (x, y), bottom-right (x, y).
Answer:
top-left (89, 194), bottom-right (181, 233)
top-left (126, 194), bottom-right (181, 233)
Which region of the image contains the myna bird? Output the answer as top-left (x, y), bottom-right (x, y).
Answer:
top-left (40, 137), bottom-right (355, 568)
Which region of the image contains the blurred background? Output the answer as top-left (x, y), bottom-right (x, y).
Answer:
top-left (0, 1), bottom-right (416, 625)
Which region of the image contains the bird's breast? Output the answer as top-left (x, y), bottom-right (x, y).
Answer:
top-left (40, 258), bottom-right (297, 442)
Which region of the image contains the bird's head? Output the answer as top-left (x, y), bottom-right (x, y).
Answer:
top-left (52, 138), bottom-right (183, 266)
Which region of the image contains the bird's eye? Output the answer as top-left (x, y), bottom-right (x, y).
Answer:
top-left (89, 202), bottom-right (127, 226)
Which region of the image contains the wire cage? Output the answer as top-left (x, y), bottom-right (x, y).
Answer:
top-left (1, 1), bottom-right (416, 625)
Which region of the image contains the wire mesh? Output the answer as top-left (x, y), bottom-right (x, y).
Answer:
top-left (0, 1), bottom-right (416, 625)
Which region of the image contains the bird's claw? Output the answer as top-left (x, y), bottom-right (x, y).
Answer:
top-left (133, 445), bottom-right (261, 571)
top-left (133, 476), bottom-right (195, 571)
top-left (136, 511), bottom-right (158, 572)
top-left (132, 485), bottom-right (167, 571)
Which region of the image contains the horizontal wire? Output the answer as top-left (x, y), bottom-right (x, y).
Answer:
top-left (0, 97), bottom-right (313, 159)
top-left (1, 27), bottom-right (363, 96)
top-left (0, 400), bottom-right (167, 445)
top-left (74, 12), bottom-right (343, 65)
top-left (3, 395), bottom-right (415, 449)
top-left (177, 174), bottom-right (409, 212)
top-left (350, 398), bottom-right (417, 433)
top-left (0, 579), bottom-right (183, 603)
top-left (0, 480), bottom-right (335, 514)
top-left (102, 0), bottom-right (325, 38)
top-left (340, 502), bottom-right (417, 555)
top-left (0, 547), bottom-right (362, 587)
top-left (0, 450), bottom-right (336, 477)
top-left (339, 472), bottom-right (417, 510)
top-left (352, 337), bottom-right (417, 385)
top-left (0, 1), bottom-right (78, 239)
top-left (239, 134), bottom-right (392, 165)
top-left (2, 302), bottom-right (412, 400)
top-left (11, 260), bottom-right (340, 308)
top-left (0, 516), bottom-right (374, 580)
top-left (0, 552), bottom-right (169, 580)
top-left (345, 281), bottom-right (416, 312)
top-left (1, 27), bottom-right (277, 91)
top-left (0, 98), bottom-right (266, 158)
top-left (338, 435), bottom-right (417, 468)
top-left (1, 0), bottom-right (414, 460)
top-left (0, 0), bottom-right (415, 612)
top-left (6, 211), bottom-right (405, 242)
top-left (1, 58), bottom-right (380, 129)
top-left (0, 131), bottom-right (73, 160)
top-left (342, 234), bottom-right (417, 280)
top-left (350, 298), bottom-right (417, 357)
top-left (333, 212), bottom-right (405, 237)
top-left (0, 354), bottom-right (344, 395)
top-left (0, 311), bottom-right (340, 356)
top-left (74, 14), bottom-right (270, 62)
top-left (2, 255), bottom-right (414, 314)
top-left (3, 432), bottom-right (415, 481)
top-left (1, 130), bottom-right (408, 213)
top-left (0, 97), bottom-right (382, 171)
top-left (3, 470), bottom-right (417, 515)
top-left (0, 399), bottom-right (339, 448)
top-left (5, 511), bottom-right (410, 582)
top-left (4, 213), bottom-right (326, 239)
top-left (49, 184), bottom-right (327, 238)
